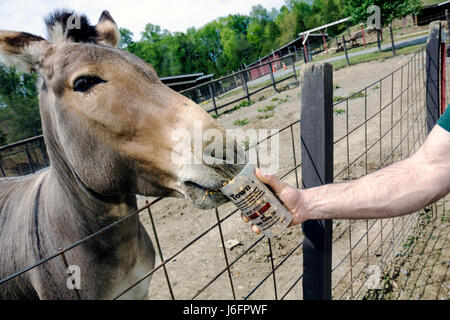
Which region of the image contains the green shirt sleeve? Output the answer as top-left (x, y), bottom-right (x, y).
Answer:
top-left (437, 105), bottom-right (450, 132)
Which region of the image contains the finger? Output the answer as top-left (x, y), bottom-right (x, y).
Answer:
top-left (252, 224), bottom-right (261, 234)
top-left (255, 168), bottom-right (287, 194)
top-left (241, 213), bottom-right (250, 223)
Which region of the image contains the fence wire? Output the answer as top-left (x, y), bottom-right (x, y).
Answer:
top-left (0, 47), bottom-right (444, 300)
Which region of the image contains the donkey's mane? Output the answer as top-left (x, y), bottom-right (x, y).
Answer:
top-left (44, 9), bottom-right (98, 44)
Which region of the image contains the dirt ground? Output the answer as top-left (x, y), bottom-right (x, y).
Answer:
top-left (135, 51), bottom-right (449, 300)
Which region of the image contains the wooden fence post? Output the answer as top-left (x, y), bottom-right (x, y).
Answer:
top-left (426, 21), bottom-right (441, 133)
top-left (300, 62), bottom-right (333, 300)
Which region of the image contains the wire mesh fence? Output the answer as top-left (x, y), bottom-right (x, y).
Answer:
top-left (331, 48), bottom-right (430, 299)
top-left (179, 53), bottom-right (303, 117)
top-left (0, 40), bottom-right (446, 299)
top-left (0, 135), bottom-right (48, 177)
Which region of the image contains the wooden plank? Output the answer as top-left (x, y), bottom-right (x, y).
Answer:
top-left (300, 62), bottom-right (333, 300)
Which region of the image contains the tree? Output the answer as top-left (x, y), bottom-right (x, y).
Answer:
top-left (119, 28), bottom-right (134, 50)
top-left (344, 0), bottom-right (422, 27)
top-left (0, 64), bottom-right (41, 145)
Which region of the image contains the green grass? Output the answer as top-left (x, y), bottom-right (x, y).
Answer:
top-left (312, 26), bottom-right (427, 65)
top-left (349, 91), bottom-right (366, 99)
top-left (334, 108), bottom-right (346, 115)
top-left (258, 105), bottom-right (276, 112)
top-left (233, 118), bottom-right (249, 126)
top-left (211, 100), bottom-right (253, 119)
top-left (258, 113), bottom-right (274, 119)
top-left (332, 44), bottom-right (424, 70)
top-left (333, 96), bottom-right (345, 103)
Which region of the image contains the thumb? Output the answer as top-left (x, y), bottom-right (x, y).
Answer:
top-left (255, 168), bottom-right (287, 194)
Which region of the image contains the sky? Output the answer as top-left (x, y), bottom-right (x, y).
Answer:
top-left (0, 0), bottom-right (287, 41)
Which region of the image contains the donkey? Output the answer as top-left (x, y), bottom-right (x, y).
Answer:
top-left (0, 10), bottom-right (244, 299)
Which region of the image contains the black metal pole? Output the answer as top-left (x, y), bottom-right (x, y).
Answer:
top-left (342, 35), bottom-right (350, 66)
top-left (240, 71), bottom-right (250, 104)
top-left (291, 54), bottom-right (298, 81)
top-left (300, 62), bottom-right (333, 300)
top-left (268, 61), bottom-right (277, 92)
top-left (426, 21), bottom-right (441, 133)
top-left (208, 83), bottom-right (218, 117)
top-left (0, 156), bottom-right (5, 177)
top-left (376, 29), bottom-right (382, 53)
top-left (24, 147), bottom-right (34, 174)
top-left (389, 24), bottom-right (397, 56)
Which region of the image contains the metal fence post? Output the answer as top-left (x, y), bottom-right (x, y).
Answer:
top-left (240, 71), bottom-right (251, 104)
top-left (0, 156), bottom-right (5, 177)
top-left (268, 61), bottom-right (277, 92)
top-left (300, 62), bottom-right (333, 300)
top-left (389, 24), bottom-right (397, 56)
top-left (342, 35), bottom-right (350, 66)
top-left (208, 83), bottom-right (219, 117)
top-left (291, 54), bottom-right (298, 81)
top-left (426, 21), bottom-right (441, 132)
top-left (24, 146), bottom-right (34, 174)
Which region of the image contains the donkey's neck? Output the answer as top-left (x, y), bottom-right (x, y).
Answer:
top-left (41, 141), bottom-right (139, 249)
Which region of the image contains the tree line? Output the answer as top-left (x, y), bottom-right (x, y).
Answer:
top-left (0, 0), bottom-right (423, 145)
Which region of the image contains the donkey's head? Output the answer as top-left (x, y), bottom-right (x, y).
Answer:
top-left (0, 10), bottom-right (245, 209)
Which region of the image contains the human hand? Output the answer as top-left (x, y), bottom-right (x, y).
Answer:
top-left (241, 168), bottom-right (306, 234)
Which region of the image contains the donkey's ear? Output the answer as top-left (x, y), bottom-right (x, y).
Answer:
top-left (0, 31), bottom-right (49, 73)
top-left (96, 11), bottom-right (120, 48)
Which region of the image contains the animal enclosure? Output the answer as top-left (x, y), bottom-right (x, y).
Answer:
top-left (0, 24), bottom-right (448, 300)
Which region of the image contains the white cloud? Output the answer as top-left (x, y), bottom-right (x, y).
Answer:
top-left (0, 0), bottom-right (286, 40)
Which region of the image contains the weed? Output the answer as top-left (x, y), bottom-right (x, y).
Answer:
top-left (258, 105), bottom-right (276, 112)
top-left (233, 118), bottom-right (249, 126)
top-left (402, 235), bottom-right (416, 248)
top-left (349, 91), bottom-right (366, 99)
top-left (333, 96), bottom-right (345, 102)
top-left (334, 108), bottom-right (346, 115)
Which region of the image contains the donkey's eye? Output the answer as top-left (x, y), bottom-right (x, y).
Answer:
top-left (73, 76), bottom-right (106, 93)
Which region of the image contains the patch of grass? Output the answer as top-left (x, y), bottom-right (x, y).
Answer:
top-left (213, 99), bottom-right (253, 118)
top-left (334, 108), bottom-right (346, 115)
top-left (257, 95), bottom-right (266, 101)
top-left (332, 44), bottom-right (425, 70)
top-left (333, 96), bottom-right (345, 103)
top-left (233, 118), bottom-right (249, 126)
top-left (349, 91), bottom-right (366, 99)
top-left (258, 113), bottom-right (274, 119)
top-left (402, 235), bottom-right (417, 248)
top-left (258, 105), bottom-right (276, 112)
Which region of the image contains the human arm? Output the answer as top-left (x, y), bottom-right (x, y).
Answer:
top-left (247, 125), bottom-right (450, 233)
